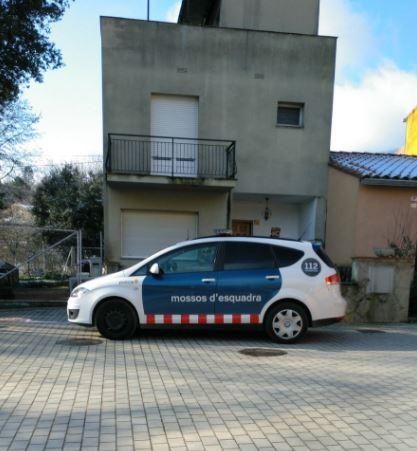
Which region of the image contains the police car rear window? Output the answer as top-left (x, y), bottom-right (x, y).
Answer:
top-left (222, 242), bottom-right (275, 270)
top-left (271, 246), bottom-right (304, 268)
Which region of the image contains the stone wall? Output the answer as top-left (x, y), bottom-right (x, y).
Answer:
top-left (342, 258), bottom-right (414, 323)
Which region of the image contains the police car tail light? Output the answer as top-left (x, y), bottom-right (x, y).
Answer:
top-left (325, 273), bottom-right (341, 286)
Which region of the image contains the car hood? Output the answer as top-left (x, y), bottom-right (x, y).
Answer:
top-left (77, 269), bottom-right (128, 291)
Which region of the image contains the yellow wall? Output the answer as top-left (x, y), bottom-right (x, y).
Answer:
top-left (405, 107), bottom-right (417, 156)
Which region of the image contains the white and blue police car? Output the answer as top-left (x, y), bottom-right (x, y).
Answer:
top-left (67, 236), bottom-right (346, 343)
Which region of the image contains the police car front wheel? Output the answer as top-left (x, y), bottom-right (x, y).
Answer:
top-left (265, 302), bottom-right (308, 343)
top-left (95, 299), bottom-right (138, 340)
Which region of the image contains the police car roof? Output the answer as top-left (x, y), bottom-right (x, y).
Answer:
top-left (194, 235), bottom-right (302, 242)
top-left (181, 235), bottom-right (311, 249)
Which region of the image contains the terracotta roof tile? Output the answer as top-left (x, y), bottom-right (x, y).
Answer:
top-left (329, 151), bottom-right (417, 180)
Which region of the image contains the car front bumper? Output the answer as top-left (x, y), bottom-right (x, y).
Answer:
top-left (67, 294), bottom-right (94, 326)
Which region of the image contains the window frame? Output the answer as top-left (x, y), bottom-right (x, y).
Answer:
top-left (276, 102), bottom-right (305, 128)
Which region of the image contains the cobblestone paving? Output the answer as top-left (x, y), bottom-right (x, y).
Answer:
top-left (0, 308), bottom-right (417, 451)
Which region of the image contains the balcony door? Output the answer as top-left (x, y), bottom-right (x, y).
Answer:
top-left (150, 95), bottom-right (199, 177)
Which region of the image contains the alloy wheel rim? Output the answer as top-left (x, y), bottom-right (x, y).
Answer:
top-left (105, 310), bottom-right (126, 331)
top-left (272, 309), bottom-right (303, 340)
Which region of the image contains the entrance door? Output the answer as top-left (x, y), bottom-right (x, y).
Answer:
top-left (232, 220), bottom-right (253, 236)
top-left (151, 95), bottom-right (198, 177)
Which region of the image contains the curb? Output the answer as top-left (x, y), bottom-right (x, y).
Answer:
top-left (0, 301), bottom-right (67, 309)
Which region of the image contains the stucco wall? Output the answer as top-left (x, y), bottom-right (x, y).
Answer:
top-left (326, 167), bottom-right (417, 263)
top-left (105, 185), bottom-right (228, 267)
top-left (355, 185), bottom-right (417, 258)
top-left (325, 167), bottom-right (360, 264)
top-left (219, 0), bottom-right (320, 35)
top-left (343, 258), bottom-right (414, 323)
top-left (101, 18), bottom-right (335, 199)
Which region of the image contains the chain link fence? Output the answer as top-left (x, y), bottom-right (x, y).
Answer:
top-left (0, 224), bottom-right (102, 300)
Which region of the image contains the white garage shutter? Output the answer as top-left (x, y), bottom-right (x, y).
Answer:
top-left (121, 210), bottom-right (198, 259)
top-left (151, 95), bottom-right (199, 177)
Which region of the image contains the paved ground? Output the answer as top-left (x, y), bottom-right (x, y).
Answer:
top-left (0, 308), bottom-right (417, 451)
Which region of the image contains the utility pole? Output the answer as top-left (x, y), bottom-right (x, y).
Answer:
top-left (147, 0), bottom-right (150, 21)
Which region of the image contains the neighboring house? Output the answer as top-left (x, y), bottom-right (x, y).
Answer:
top-left (101, 0), bottom-right (336, 266)
top-left (404, 106), bottom-right (417, 156)
top-left (326, 151), bottom-right (417, 265)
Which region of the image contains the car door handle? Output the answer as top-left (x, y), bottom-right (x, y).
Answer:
top-left (201, 278), bottom-right (216, 283)
top-left (265, 275), bottom-right (280, 280)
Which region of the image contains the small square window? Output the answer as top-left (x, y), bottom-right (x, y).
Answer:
top-left (277, 102), bottom-right (304, 127)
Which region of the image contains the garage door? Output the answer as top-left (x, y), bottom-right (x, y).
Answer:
top-left (121, 210), bottom-right (198, 259)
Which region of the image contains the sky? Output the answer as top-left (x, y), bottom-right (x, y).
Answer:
top-left (22, 0), bottom-right (417, 163)
top-left (320, 0), bottom-right (417, 153)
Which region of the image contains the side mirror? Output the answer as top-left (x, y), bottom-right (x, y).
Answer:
top-left (149, 263), bottom-right (160, 276)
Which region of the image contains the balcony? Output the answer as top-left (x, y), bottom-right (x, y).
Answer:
top-left (106, 134), bottom-right (236, 188)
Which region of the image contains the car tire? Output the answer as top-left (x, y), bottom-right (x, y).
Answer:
top-left (95, 299), bottom-right (138, 340)
top-left (265, 302), bottom-right (308, 344)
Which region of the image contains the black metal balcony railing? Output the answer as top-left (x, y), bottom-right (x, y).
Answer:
top-left (106, 134), bottom-right (236, 180)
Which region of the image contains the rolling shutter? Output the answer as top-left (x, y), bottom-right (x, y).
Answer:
top-left (121, 210), bottom-right (198, 259)
top-left (150, 95), bottom-right (199, 177)
top-left (151, 95), bottom-right (198, 138)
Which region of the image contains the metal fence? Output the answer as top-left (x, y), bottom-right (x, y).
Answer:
top-left (106, 134), bottom-right (236, 179)
top-left (337, 265), bottom-right (353, 284)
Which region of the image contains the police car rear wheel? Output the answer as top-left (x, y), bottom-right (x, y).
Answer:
top-left (95, 300), bottom-right (137, 340)
top-left (265, 302), bottom-right (307, 343)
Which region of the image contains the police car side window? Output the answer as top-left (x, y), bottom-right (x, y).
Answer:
top-left (155, 244), bottom-right (217, 274)
top-left (272, 246), bottom-right (304, 268)
top-left (222, 242), bottom-right (275, 271)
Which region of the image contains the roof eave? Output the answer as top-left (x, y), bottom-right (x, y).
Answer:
top-left (361, 178), bottom-right (417, 188)
top-left (329, 163), bottom-right (361, 179)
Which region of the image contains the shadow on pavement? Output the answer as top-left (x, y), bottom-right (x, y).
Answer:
top-left (0, 307), bottom-right (416, 354)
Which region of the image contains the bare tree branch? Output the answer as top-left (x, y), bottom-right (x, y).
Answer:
top-left (0, 99), bottom-right (38, 180)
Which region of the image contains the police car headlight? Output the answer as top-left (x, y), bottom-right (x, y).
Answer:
top-left (70, 286), bottom-right (90, 298)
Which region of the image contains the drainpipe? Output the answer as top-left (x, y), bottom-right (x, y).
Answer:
top-left (226, 191), bottom-right (232, 229)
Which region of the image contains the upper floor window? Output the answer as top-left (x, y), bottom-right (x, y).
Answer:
top-left (277, 102), bottom-right (304, 127)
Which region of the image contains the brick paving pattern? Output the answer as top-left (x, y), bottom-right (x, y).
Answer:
top-left (0, 308), bottom-right (417, 450)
